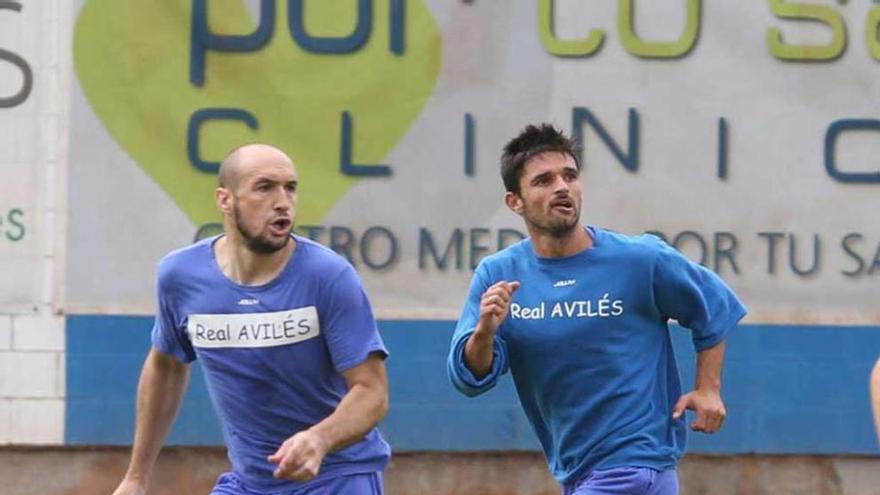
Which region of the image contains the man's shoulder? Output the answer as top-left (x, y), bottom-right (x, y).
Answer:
top-left (292, 235), bottom-right (358, 278)
top-left (157, 237), bottom-right (214, 279)
top-left (595, 226), bottom-right (666, 255)
top-left (482, 238), bottom-right (531, 264)
top-left (472, 238), bottom-right (531, 277)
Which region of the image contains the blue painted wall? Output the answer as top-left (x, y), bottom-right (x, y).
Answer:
top-left (66, 316), bottom-right (880, 454)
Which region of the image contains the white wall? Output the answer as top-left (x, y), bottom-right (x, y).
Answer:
top-left (0, 0), bottom-right (70, 444)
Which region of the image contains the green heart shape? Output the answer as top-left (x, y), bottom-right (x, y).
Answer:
top-left (74, 0), bottom-right (441, 227)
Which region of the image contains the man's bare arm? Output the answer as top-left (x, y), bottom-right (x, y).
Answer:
top-left (268, 353), bottom-right (389, 481)
top-left (111, 348), bottom-right (190, 495)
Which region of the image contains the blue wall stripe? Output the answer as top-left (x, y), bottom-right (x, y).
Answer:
top-left (65, 316), bottom-right (880, 454)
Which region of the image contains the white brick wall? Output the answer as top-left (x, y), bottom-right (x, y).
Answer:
top-left (0, 400), bottom-right (10, 443)
top-left (12, 314), bottom-right (64, 352)
top-left (0, 326), bottom-right (65, 444)
top-left (0, 349), bottom-right (61, 398)
top-left (9, 398), bottom-right (64, 444)
top-left (0, 344), bottom-right (65, 444)
top-left (0, 0), bottom-right (70, 445)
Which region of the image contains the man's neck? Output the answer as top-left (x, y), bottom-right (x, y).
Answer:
top-left (529, 225), bottom-right (593, 258)
top-left (215, 234), bottom-right (295, 286)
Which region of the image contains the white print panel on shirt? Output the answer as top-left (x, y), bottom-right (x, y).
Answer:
top-left (509, 295), bottom-right (625, 321)
top-left (187, 307), bottom-right (320, 348)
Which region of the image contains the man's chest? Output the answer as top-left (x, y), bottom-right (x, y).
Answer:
top-left (500, 268), bottom-right (652, 347)
top-left (184, 306), bottom-right (322, 349)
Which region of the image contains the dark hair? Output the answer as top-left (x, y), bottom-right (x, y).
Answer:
top-left (500, 124), bottom-right (581, 194)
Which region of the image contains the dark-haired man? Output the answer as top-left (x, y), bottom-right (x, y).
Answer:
top-left (112, 144), bottom-right (390, 495)
top-left (447, 125), bottom-right (746, 495)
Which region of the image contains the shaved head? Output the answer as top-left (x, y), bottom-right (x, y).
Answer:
top-left (215, 143), bottom-right (298, 255)
top-left (218, 143), bottom-right (294, 191)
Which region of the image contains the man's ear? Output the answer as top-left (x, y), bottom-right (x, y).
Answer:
top-left (216, 187), bottom-right (232, 214)
top-left (505, 191), bottom-right (524, 215)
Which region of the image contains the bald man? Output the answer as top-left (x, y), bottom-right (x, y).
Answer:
top-left (111, 144), bottom-right (390, 495)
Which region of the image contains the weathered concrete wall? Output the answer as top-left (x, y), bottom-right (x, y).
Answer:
top-left (1, 449), bottom-right (879, 495)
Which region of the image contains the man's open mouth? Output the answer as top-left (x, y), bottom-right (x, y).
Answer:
top-left (268, 218), bottom-right (292, 234)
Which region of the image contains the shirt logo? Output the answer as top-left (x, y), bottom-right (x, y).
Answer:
top-left (238, 298), bottom-right (259, 306)
top-left (187, 307), bottom-right (320, 349)
top-left (553, 279), bottom-right (576, 288)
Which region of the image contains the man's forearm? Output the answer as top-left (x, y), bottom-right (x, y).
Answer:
top-left (309, 356), bottom-right (388, 453)
top-left (124, 349), bottom-right (190, 482)
top-left (695, 341), bottom-right (726, 391)
top-left (309, 384), bottom-right (387, 453)
top-left (463, 327), bottom-right (495, 379)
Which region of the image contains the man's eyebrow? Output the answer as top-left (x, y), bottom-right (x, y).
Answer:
top-left (252, 176), bottom-right (280, 184)
top-left (531, 171), bottom-right (552, 182)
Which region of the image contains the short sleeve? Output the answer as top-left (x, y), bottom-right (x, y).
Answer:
top-left (652, 239), bottom-right (747, 351)
top-left (320, 264), bottom-right (387, 373)
top-left (447, 262), bottom-right (510, 396)
top-left (150, 260), bottom-right (197, 363)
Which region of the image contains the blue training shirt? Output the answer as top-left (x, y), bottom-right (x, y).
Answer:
top-left (152, 235), bottom-right (390, 492)
top-left (447, 226), bottom-right (746, 484)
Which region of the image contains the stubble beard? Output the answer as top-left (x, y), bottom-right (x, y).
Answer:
top-left (232, 202), bottom-right (290, 255)
top-left (527, 207), bottom-right (581, 239)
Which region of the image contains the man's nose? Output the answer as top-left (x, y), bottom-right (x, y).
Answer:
top-left (552, 174), bottom-right (570, 192)
top-left (274, 189), bottom-right (293, 210)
